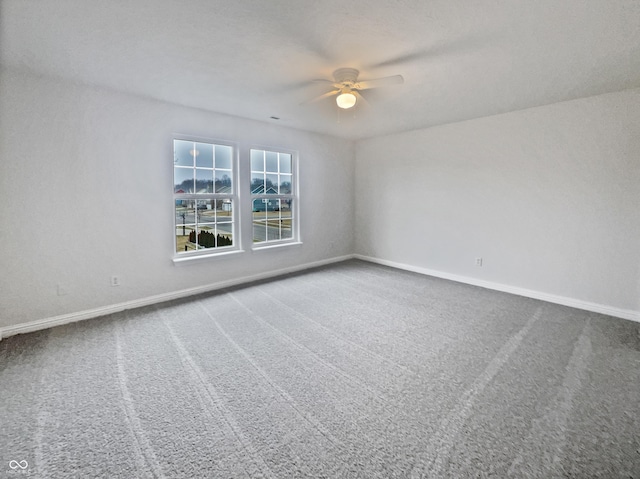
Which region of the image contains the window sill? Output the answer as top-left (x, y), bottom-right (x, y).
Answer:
top-left (251, 241), bottom-right (303, 252)
top-left (173, 249), bottom-right (245, 265)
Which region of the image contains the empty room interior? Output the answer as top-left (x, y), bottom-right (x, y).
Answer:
top-left (1, 1), bottom-right (639, 477)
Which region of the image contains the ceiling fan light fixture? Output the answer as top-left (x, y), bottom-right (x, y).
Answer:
top-left (336, 91), bottom-right (357, 109)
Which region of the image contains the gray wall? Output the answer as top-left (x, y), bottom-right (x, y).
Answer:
top-left (355, 89), bottom-right (640, 317)
top-left (0, 68), bottom-right (355, 329)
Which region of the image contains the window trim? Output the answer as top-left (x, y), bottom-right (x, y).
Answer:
top-left (249, 147), bottom-right (299, 249)
top-left (172, 136), bottom-right (240, 259)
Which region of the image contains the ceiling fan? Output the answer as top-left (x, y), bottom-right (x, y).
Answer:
top-left (307, 68), bottom-right (404, 109)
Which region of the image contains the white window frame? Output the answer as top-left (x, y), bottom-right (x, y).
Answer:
top-left (173, 136), bottom-right (239, 260)
top-left (250, 147), bottom-right (299, 249)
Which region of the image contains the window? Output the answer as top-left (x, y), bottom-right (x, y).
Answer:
top-left (174, 139), bottom-right (236, 255)
top-left (250, 149), bottom-right (296, 245)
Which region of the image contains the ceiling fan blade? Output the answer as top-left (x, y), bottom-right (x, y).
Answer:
top-left (372, 51), bottom-right (432, 69)
top-left (312, 79), bottom-right (342, 88)
top-left (353, 90), bottom-right (369, 107)
top-left (370, 33), bottom-right (494, 69)
top-left (302, 89), bottom-right (340, 104)
top-left (355, 75), bottom-right (404, 91)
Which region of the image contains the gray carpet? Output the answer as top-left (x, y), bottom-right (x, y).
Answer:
top-left (1, 260), bottom-right (639, 478)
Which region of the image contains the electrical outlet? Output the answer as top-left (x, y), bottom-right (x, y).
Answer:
top-left (111, 275), bottom-right (120, 287)
top-left (475, 257), bottom-right (483, 267)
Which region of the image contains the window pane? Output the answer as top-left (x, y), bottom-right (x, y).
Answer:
top-left (251, 173), bottom-right (264, 194)
top-left (217, 201), bottom-right (233, 239)
top-left (265, 174), bottom-right (278, 194)
top-left (194, 143), bottom-right (213, 168)
top-left (174, 140), bottom-right (194, 167)
top-left (279, 154), bottom-right (292, 173)
top-left (265, 199), bottom-right (282, 241)
top-left (251, 150), bottom-right (264, 171)
top-left (175, 201), bottom-right (196, 253)
top-left (213, 200), bottom-right (234, 247)
top-left (252, 199), bottom-right (267, 243)
top-left (215, 145), bottom-right (232, 169)
top-left (195, 169), bottom-right (214, 193)
top-left (174, 167), bottom-right (194, 193)
top-left (216, 199), bottom-right (233, 224)
top-left (252, 198), bottom-right (270, 213)
top-left (195, 226), bottom-right (216, 249)
top-left (280, 174), bottom-right (292, 194)
top-left (265, 151), bottom-right (278, 172)
top-left (177, 199), bottom-right (197, 223)
top-left (281, 207), bottom-right (293, 240)
top-left (215, 170), bottom-right (232, 193)
top-left (196, 199), bottom-right (215, 223)
top-left (175, 200), bottom-right (196, 224)
top-left (176, 225), bottom-right (197, 252)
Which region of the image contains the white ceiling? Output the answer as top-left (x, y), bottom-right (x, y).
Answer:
top-left (2, 0), bottom-right (640, 140)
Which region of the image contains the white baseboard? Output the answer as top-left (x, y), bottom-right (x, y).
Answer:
top-left (355, 255), bottom-right (640, 323)
top-left (0, 255), bottom-right (354, 340)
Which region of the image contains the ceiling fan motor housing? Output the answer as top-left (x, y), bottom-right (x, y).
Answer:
top-left (333, 68), bottom-right (359, 85)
